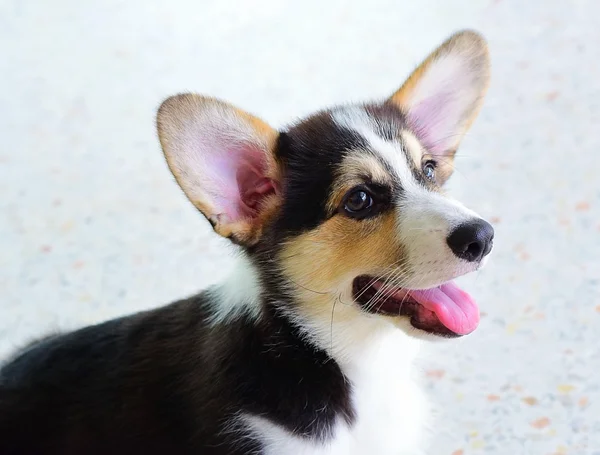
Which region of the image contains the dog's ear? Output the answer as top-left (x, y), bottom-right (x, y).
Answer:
top-left (389, 30), bottom-right (490, 157)
top-left (157, 94), bottom-right (281, 246)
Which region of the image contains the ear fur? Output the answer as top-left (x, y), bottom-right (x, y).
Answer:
top-left (157, 94), bottom-right (281, 246)
top-left (390, 30), bottom-right (490, 156)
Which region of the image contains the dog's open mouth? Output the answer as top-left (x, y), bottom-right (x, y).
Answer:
top-left (352, 276), bottom-right (480, 337)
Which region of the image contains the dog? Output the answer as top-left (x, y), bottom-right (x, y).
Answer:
top-left (0, 30), bottom-right (493, 455)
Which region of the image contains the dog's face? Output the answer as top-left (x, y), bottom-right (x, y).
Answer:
top-left (157, 31), bottom-right (492, 340)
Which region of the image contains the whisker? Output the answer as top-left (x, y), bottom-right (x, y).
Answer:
top-left (362, 265), bottom-right (413, 313)
top-left (330, 294), bottom-right (338, 353)
top-left (285, 276), bottom-right (329, 296)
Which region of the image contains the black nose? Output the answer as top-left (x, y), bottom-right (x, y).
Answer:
top-left (447, 219), bottom-right (494, 262)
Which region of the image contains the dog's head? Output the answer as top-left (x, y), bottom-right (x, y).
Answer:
top-left (157, 31), bottom-right (492, 341)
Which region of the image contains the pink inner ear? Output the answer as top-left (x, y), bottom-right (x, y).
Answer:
top-left (237, 166), bottom-right (277, 216)
top-left (206, 145), bottom-right (277, 224)
top-left (407, 91), bottom-right (456, 155)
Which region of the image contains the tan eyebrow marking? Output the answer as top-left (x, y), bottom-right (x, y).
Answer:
top-left (400, 130), bottom-right (425, 167)
top-left (326, 152), bottom-right (392, 213)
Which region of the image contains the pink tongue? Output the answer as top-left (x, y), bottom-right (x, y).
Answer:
top-left (408, 282), bottom-right (479, 335)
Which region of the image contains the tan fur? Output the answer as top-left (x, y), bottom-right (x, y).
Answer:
top-left (278, 208), bottom-right (413, 353)
top-left (400, 130), bottom-right (425, 167)
top-left (280, 212), bottom-right (405, 295)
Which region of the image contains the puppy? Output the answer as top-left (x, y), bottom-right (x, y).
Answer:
top-left (0, 30), bottom-right (492, 455)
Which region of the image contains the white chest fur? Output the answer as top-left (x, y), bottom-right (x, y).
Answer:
top-left (243, 329), bottom-right (429, 455)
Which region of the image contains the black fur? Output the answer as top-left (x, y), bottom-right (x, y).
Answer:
top-left (364, 102), bottom-right (407, 142)
top-left (274, 111), bottom-right (368, 236)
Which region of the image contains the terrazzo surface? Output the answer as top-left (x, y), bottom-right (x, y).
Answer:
top-left (1, 0), bottom-right (599, 453)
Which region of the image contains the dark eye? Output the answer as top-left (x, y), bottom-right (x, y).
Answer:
top-left (342, 188), bottom-right (374, 217)
top-left (422, 160), bottom-right (436, 181)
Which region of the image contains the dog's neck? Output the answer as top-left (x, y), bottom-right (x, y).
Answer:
top-left (207, 253), bottom-right (428, 452)
top-left (211, 253), bottom-right (421, 375)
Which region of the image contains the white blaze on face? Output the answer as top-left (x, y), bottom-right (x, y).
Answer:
top-left (332, 106), bottom-right (483, 289)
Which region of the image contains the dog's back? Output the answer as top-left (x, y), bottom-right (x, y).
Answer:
top-left (0, 296), bottom-right (233, 455)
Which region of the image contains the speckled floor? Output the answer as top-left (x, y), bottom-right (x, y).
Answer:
top-left (1, 0), bottom-right (599, 453)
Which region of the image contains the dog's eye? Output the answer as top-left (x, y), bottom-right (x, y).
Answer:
top-left (423, 160), bottom-right (436, 181)
top-left (342, 188), bottom-right (374, 218)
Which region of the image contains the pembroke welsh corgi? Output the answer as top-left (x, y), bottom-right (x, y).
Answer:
top-left (0, 30), bottom-right (493, 455)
